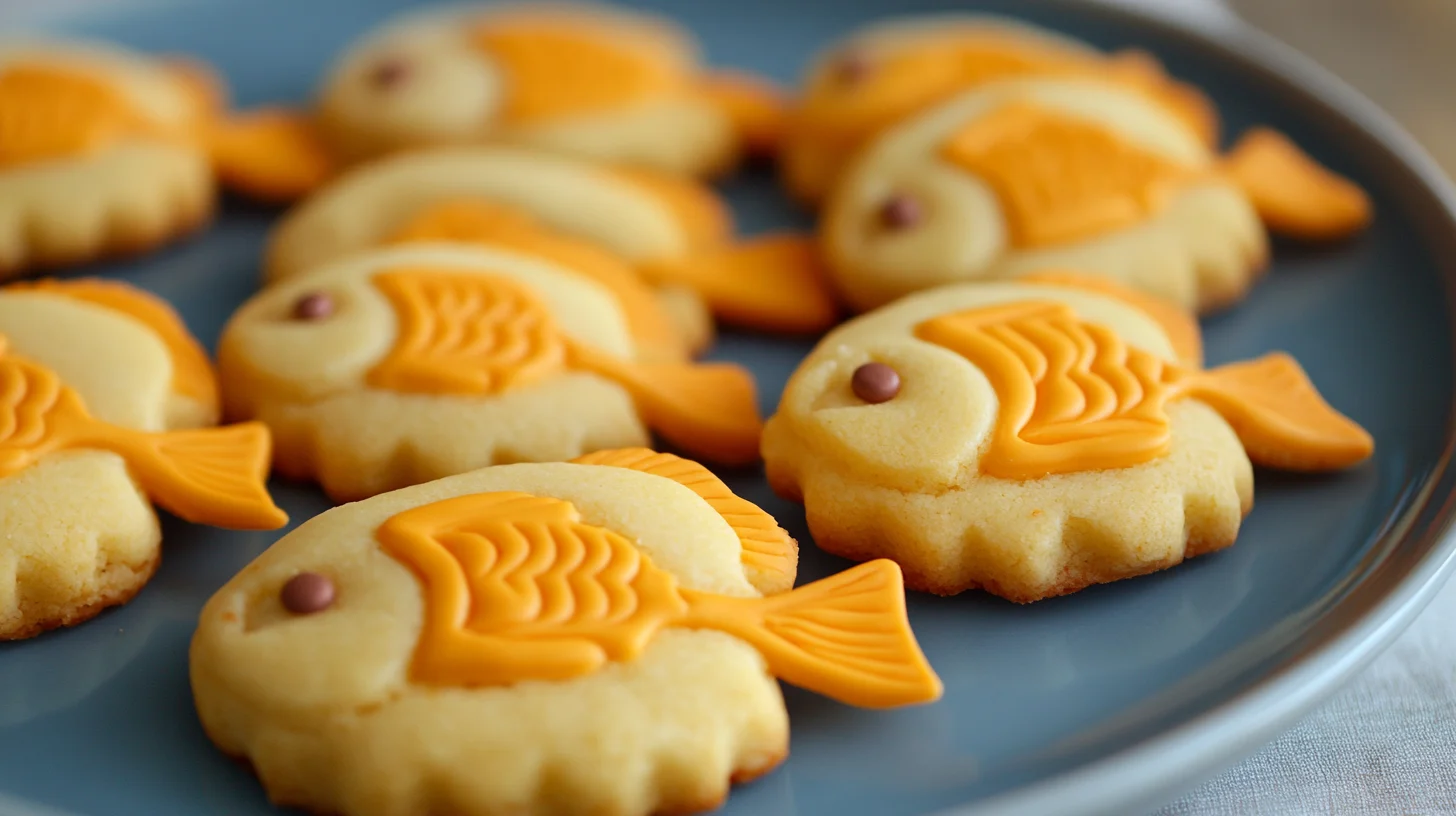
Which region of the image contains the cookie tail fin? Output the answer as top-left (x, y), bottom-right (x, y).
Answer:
top-left (1183, 353), bottom-right (1373, 470)
top-left (682, 560), bottom-right (942, 709)
top-left (645, 235), bottom-right (839, 334)
top-left (1222, 128), bottom-right (1371, 240)
top-left (109, 422), bottom-right (288, 530)
top-left (696, 70), bottom-right (790, 156)
top-left (208, 108), bottom-right (335, 203)
top-left (567, 344), bottom-right (763, 465)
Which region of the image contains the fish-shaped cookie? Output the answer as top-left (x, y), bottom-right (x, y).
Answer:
top-left (0, 279), bottom-right (285, 640)
top-left (220, 243), bottom-right (766, 501)
top-left (212, 2), bottom-right (787, 202)
top-left (783, 14), bottom-right (1217, 206)
top-left (762, 273), bottom-right (1372, 602)
top-left (263, 146), bottom-right (839, 342)
top-left (820, 75), bottom-right (1371, 314)
top-left (191, 451), bottom-right (939, 816)
top-left (0, 41), bottom-right (223, 277)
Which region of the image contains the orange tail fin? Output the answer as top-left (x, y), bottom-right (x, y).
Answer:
top-left (645, 235), bottom-right (839, 334)
top-left (567, 344), bottom-right (763, 465)
top-left (1222, 128), bottom-right (1371, 240)
top-left (208, 108), bottom-right (335, 203)
top-left (682, 560), bottom-right (941, 709)
top-left (1182, 353), bottom-right (1373, 471)
top-left (696, 71), bottom-right (790, 156)
top-left (110, 421), bottom-right (288, 530)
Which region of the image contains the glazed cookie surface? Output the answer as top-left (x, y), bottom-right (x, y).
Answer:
top-left (0, 40), bottom-right (217, 277)
top-left (221, 244), bottom-right (766, 501)
top-left (310, 2), bottom-right (783, 177)
top-left (265, 145), bottom-right (838, 340)
top-left (782, 13), bottom-right (1218, 206)
top-left (762, 275), bottom-right (1373, 601)
top-left (821, 74), bottom-right (1371, 313)
top-left (191, 452), bottom-right (938, 816)
top-left (0, 280), bottom-right (284, 640)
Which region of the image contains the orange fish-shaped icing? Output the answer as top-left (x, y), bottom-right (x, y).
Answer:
top-left (941, 102), bottom-right (1370, 245)
top-left (0, 337), bottom-right (285, 529)
top-left (386, 201), bottom-right (689, 359)
top-left (377, 490), bottom-right (942, 708)
top-left (915, 301), bottom-right (1373, 480)
top-left (469, 20), bottom-right (686, 124)
top-left (366, 270), bottom-right (763, 465)
top-left (0, 64), bottom-right (171, 168)
top-left (387, 192), bottom-right (839, 336)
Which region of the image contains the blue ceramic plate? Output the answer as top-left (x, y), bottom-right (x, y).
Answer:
top-left (1, 1), bottom-right (1454, 815)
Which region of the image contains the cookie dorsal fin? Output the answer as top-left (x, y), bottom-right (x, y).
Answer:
top-left (571, 448), bottom-right (797, 594)
top-left (9, 279), bottom-right (219, 409)
top-left (1015, 270), bottom-right (1203, 367)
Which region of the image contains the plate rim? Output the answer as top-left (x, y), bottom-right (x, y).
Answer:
top-left (937, 4), bottom-right (1456, 815)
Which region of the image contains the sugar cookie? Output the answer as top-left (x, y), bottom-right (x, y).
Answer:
top-left (212, 2), bottom-right (788, 201)
top-left (820, 74), bottom-right (1371, 313)
top-left (0, 40), bottom-right (219, 277)
top-left (0, 279), bottom-right (285, 639)
top-left (762, 274), bottom-right (1372, 601)
top-left (220, 244), bottom-right (767, 501)
top-left (191, 451), bottom-right (939, 816)
top-left (264, 146), bottom-right (838, 341)
top-left (782, 14), bottom-right (1218, 206)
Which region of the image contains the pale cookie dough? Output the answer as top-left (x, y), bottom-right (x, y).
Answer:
top-left (312, 2), bottom-right (775, 177)
top-left (762, 277), bottom-right (1372, 602)
top-left (782, 13), bottom-right (1217, 206)
top-left (192, 454), bottom-right (937, 816)
top-left (0, 281), bottom-right (282, 639)
top-left (0, 40), bottom-right (215, 277)
top-left (263, 145), bottom-right (836, 342)
top-left (821, 75), bottom-right (1370, 314)
top-left (219, 244), bottom-right (765, 502)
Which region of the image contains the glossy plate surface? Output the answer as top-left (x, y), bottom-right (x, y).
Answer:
top-left (1, 1), bottom-right (1454, 815)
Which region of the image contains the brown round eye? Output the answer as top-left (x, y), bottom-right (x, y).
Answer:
top-left (291, 292), bottom-right (334, 321)
top-left (369, 58), bottom-right (410, 89)
top-left (280, 572), bottom-right (336, 615)
top-left (834, 51), bottom-right (872, 85)
top-left (851, 362), bottom-right (901, 404)
top-left (878, 194), bottom-right (923, 230)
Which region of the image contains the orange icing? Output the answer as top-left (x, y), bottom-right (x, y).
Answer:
top-left (790, 34), bottom-right (1216, 175)
top-left (569, 448), bottom-right (797, 590)
top-left (940, 103), bottom-right (1192, 247)
top-left (0, 337), bottom-right (284, 529)
top-left (604, 166), bottom-right (734, 251)
top-left (9, 279), bottom-right (219, 408)
top-left (471, 22), bottom-right (684, 123)
top-left (915, 301), bottom-right (1373, 479)
top-left (365, 270), bottom-right (763, 464)
top-left (641, 234), bottom-right (840, 334)
top-left (376, 490), bottom-right (940, 707)
top-left (208, 108), bottom-right (336, 202)
top-left (0, 65), bottom-right (166, 168)
top-left (920, 300), bottom-right (1374, 477)
top-left (385, 200), bottom-right (688, 359)
top-left (696, 70), bottom-right (790, 155)
top-left (1014, 271), bottom-right (1203, 367)
top-left (1222, 127), bottom-right (1371, 241)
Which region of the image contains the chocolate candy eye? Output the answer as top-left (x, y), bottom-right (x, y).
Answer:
top-left (834, 51), bottom-right (872, 85)
top-left (877, 194), bottom-right (923, 230)
top-left (280, 572), bottom-right (336, 615)
top-left (291, 291), bottom-right (335, 321)
top-left (851, 362), bottom-right (901, 404)
top-left (369, 58), bottom-right (410, 89)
